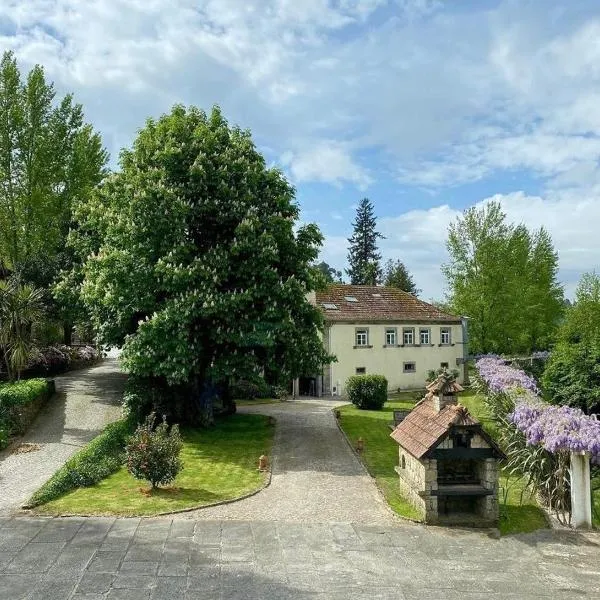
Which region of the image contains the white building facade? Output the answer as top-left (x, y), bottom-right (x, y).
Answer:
top-left (305, 285), bottom-right (467, 396)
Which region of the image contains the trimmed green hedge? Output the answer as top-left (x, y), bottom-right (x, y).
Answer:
top-left (0, 378), bottom-right (49, 407)
top-left (346, 374), bottom-right (388, 410)
top-left (28, 417), bottom-right (135, 507)
top-left (0, 378), bottom-right (55, 446)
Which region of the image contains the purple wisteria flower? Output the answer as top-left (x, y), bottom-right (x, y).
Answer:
top-left (475, 356), bottom-right (540, 395)
top-left (476, 354), bottom-right (600, 463)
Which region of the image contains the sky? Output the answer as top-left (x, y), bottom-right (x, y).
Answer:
top-left (2, 0), bottom-right (600, 300)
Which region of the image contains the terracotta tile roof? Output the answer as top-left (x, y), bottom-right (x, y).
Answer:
top-left (314, 284), bottom-right (460, 323)
top-left (390, 398), bottom-right (480, 459)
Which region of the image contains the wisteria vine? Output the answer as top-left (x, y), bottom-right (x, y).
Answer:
top-left (475, 356), bottom-right (600, 463)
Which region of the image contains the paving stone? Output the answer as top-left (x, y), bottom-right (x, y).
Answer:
top-left (169, 520), bottom-right (195, 539)
top-left (149, 575), bottom-right (187, 599)
top-left (112, 573), bottom-right (157, 589)
top-left (4, 541), bottom-right (65, 573)
top-left (76, 571), bottom-right (115, 594)
top-left (52, 545), bottom-right (98, 574)
top-left (125, 544), bottom-right (164, 562)
top-left (0, 573), bottom-right (42, 599)
top-left (87, 550), bottom-right (125, 572)
top-left (120, 561), bottom-right (159, 574)
top-left (27, 575), bottom-right (79, 600)
top-left (107, 589), bottom-right (151, 600)
top-left (33, 518), bottom-right (84, 542)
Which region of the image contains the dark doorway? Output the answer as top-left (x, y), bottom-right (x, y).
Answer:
top-left (299, 376), bottom-right (317, 396)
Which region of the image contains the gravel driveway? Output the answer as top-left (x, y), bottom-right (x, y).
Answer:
top-left (184, 399), bottom-right (396, 525)
top-left (0, 359), bottom-right (126, 513)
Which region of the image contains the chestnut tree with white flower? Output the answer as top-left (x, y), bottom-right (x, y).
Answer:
top-left (66, 105), bottom-right (331, 426)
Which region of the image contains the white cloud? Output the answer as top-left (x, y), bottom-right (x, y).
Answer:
top-left (281, 141), bottom-right (372, 188)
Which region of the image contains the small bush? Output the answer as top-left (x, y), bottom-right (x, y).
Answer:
top-left (24, 345), bottom-right (99, 377)
top-left (126, 413), bottom-right (183, 488)
top-left (346, 374), bottom-right (388, 410)
top-left (426, 367), bottom-right (460, 383)
top-left (28, 417), bottom-right (134, 507)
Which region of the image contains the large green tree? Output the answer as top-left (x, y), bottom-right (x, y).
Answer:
top-left (542, 272), bottom-right (600, 414)
top-left (443, 201), bottom-right (563, 355)
top-left (315, 261), bottom-right (342, 284)
top-left (0, 51), bottom-right (107, 341)
top-left (69, 105), bottom-right (330, 425)
top-left (382, 259), bottom-right (420, 295)
top-left (346, 198), bottom-right (383, 285)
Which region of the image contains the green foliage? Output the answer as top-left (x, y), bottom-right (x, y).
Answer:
top-left (346, 198), bottom-right (384, 285)
top-left (0, 378), bottom-right (53, 441)
top-left (126, 413), bottom-right (183, 488)
top-left (426, 367), bottom-right (460, 383)
top-left (230, 379), bottom-right (272, 400)
top-left (67, 104), bottom-right (330, 426)
top-left (0, 51), bottom-right (106, 276)
top-left (0, 278), bottom-right (46, 380)
top-left (314, 261), bottom-right (343, 285)
top-left (443, 201), bottom-right (564, 355)
top-left (383, 259), bottom-right (420, 295)
top-left (0, 377), bottom-right (48, 406)
top-left (346, 374), bottom-right (388, 410)
top-left (542, 273), bottom-right (600, 414)
top-left (27, 417), bottom-right (134, 507)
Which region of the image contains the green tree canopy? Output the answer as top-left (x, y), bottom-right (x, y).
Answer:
top-left (346, 198), bottom-right (383, 285)
top-left (443, 201), bottom-right (563, 355)
top-left (314, 261), bottom-right (342, 284)
top-left (542, 272), bottom-right (600, 414)
top-left (0, 51), bottom-right (107, 274)
top-left (382, 259), bottom-right (420, 295)
top-left (68, 105), bottom-right (330, 425)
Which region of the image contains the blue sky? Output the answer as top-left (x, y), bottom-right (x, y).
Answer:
top-left (2, 0), bottom-right (600, 299)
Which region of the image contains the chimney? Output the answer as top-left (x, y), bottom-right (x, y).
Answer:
top-left (426, 371), bottom-right (463, 412)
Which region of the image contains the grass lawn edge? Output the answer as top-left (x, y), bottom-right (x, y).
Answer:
top-left (31, 412), bottom-right (276, 517)
top-left (31, 466), bottom-right (273, 518)
top-left (332, 403), bottom-right (422, 525)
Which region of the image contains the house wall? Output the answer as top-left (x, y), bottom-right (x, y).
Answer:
top-left (325, 322), bottom-right (464, 395)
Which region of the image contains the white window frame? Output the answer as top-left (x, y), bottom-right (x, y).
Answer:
top-left (440, 327), bottom-right (451, 345)
top-left (355, 328), bottom-right (369, 347)
top-left (385, 328), bottom-right (397, 346)
top-left (419, 328), bottom-right (430, 345)
top-left (402, 327), bottom-right (415, 345)
top-left (403, 361), bottom-right (416, 373)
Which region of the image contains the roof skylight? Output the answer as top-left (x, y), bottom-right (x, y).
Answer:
top-left (344, 296), bottom-right (358, 302)
top-left (322, 303), bottom-right (338, 310)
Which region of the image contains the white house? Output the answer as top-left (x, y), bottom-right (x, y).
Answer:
top-left (295, 284), bottom-right (467, 397)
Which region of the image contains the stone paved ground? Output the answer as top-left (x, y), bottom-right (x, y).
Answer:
top-left (184, 399), bottom-right (395, 525)
top-left (0, 515), bottom-right (598, 599)
top-left (0, 359), bottom-right (126, 512)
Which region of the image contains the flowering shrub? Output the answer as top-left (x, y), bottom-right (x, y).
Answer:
top-left (126, 413), bottom-right (183, 488)
top-left (475, 355), bottom-right (600, 522)
top-left (24, 345), bottom-right (99, 377)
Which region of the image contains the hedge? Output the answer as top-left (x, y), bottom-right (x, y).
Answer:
top-left (0, 378), bottom-right (55, 445)
top-left (0, 378), bottom-right (50, 407)
top-left (346, 374), bottom-right (388, 410)
top-left (27, 417), bottom-right (135, 507)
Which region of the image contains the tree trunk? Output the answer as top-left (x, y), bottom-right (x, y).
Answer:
top-left (188, 376), bottom-right (215, 427)
top-left (63, 321), bottom-right (73, 346)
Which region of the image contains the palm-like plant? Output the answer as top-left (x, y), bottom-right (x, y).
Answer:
top-left (0, 278), bottom-right (46, 380)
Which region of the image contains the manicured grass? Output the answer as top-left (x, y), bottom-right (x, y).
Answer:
top-left (338, 395), bottom-right (421, 521)
top-left (593, 475), bottom-right (600, 528)
top-left (338, 389), bottom-right (548, 534)
top-left (35, 413), bottom-right (275, 516)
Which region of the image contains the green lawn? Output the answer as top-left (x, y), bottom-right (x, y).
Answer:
top-left (338, 394), bottom-right (421, 521)
top-left (338, 390), bottom-right (548, 534)
top-left (35, 413), bottom-right (275, 516)
top-left (593, 475), bottom-right (600, 528)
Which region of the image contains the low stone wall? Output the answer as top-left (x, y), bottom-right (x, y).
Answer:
top-left (6, 379), bottom-right (55, 436)
top-left (396, 448), bottom-right (439, 521)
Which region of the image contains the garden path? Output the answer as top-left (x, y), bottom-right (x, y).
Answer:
top-left (183, 399), bottom-right (397, 525)
top-left (0, 358), bottom-right (126, 514)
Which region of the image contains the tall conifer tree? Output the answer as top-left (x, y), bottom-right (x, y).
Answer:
top-left (346, 198), bottom-right (383, 285)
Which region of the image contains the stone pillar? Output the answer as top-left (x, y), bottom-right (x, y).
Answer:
top-left (570, 451), bottom-right (592, 529)
top-left (292, 378), bottom-right (300, 399)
